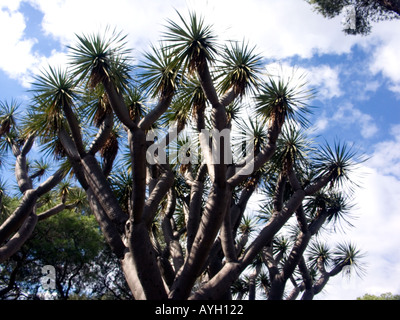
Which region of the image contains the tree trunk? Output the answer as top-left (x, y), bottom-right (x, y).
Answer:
top-left (0, 213), bottom-right (38, 263)
top-left (170, 184), bottom-right (230, 299)
top-left (127, 222), bottom-right (168, 299)
top-left (0, 189), bottom-right (38, 245)
top-left (81, 154), bottom-right (127, 230)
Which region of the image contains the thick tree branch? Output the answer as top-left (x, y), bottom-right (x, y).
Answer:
top-left (81, 155), bottom-right (127, 230)
top-left (0, 213), bottom-right (38, 263)
top-left (228, 119), bottom-right (281, 187)
top-left (14, 135), bottom-right (35, 193)
top-left (62, 103), bottom-right (86, 157)
top-left (127, 129), bottom-right (147, 224)
top-left (186, 165), bottom-right (207, 254)
top-left (138, 94), bottom-right (174, 131)
top-left (143, 169), bottom-right (175, 228)
top-left (0, 189), bottom-right (38, 245)
top-left (102, 79), bottom-right (136, 130)
top-left (36, 168), bottom-right (65, 196)
top-left (220, 197), bottom-right (237, 263)
top-left (190, 189), bottom-right (306, 300)
top-left (127, 222), bottom-right (168, 299)
top-left (88, 111), bottom-right (114, 155)
top-left (37, 202), bottom-right (77, 221)
top-left (86, 188), bottom-right (126, 259)
top-left (170, 184), bottom-right (230, 299)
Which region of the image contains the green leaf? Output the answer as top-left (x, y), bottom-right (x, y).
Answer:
top-left (69, 27), bottom-right (132, 90)
top-left (163, 10), bottom-right (218, 74)
top-left (216, 41), bottom-right (262, 97)
top-left (139, 43), bottom-right (180, 98)
top-left (255, 70), bottom-right (314, 129)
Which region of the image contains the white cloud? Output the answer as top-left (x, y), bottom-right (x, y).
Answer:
top-left (25, 0), bottom-right (361, 61)
top-left (0, 0), bottom-right (23, 11)
top-left (313, 116), bottom-right (329, 133)
top-left (368, 124), bottom-right (400, 179)
top-left (313, 102), bottom-right (378, 139)
top-left (265, 62), bottom-right (343, 101)
top-left (334, 103), bottom-right (378, 138)
top-left (0, 3), bottom-right (38, 84)
top-left (318, 163), bottom-right (400, 299)
top-left (368, 20), bottom-right (400, 94)
top-left (1, 0), bottom-right (399, 93)
top-left (28, 0), bottom-right (185, 50)
top-left (185, 0), bottom-right (359, 59)
top-left (307, 65), bottom-right (343, 100)
top-left (317, 125), bottom-right (400, 299)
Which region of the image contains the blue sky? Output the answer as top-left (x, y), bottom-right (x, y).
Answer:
top-left (1, 0), bottom-right (400, 299)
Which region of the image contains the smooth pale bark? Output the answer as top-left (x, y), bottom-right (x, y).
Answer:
top-left (102, 79), bottom-right (136, 130)
top-left (162, 215), bottom-right (184, 273)
top-left (142, 170), bottom-right (174, 228)
top-left (58, 127), bottom-right (81, 161)
top-left (0, 213), bottom-right (38, 263)
top-left (168, 59), bottom-right (230, 295)
top-left (85, 188), bottom-right (126, 258)
top-left (127, 129), bottom-right (147, 223)
top-left (0, 138), bottom-right (65, 261)
top-left (127, 222), bottom-right (168, 299)
top-left (170, 185), bottom-right (230, 300)
top-left (189, 262), bottom-right (240, 300)
top-left (262, 245), bottom-right (280, 281)
top-left (120, 251), bottom-right (146, 300)
top-left (62, 103), bottom-right (86, 157)
top-left (196, 60), bottom-right (228, 187)
top-left (14, 135), bottom-right (35, 193)
top-left (190, 189), bottom-right (306, 300)
top-left (37, 203), bottom-right (74, 221)
top-left (219, 88), bottom-right (237, 107)
top-left (220, 197), bottom-right (237, 263)
top-left (138, 94), bottom-right (174, 131)
top-left (286, 282), bottom-right (304, 300)
top-left (88, 111), bottom-right (114, 155)
top-left (186, 180), bottom-right (204, 254)
top-left (248, 264), bottom-right (262, 300)
top-left (36, 168), bottom-right (65, 196)
top-left (304, 171), bottom-right (333, 195)
top-left (197, 62), bottom-right (220, 108)
top-left (0, 189), bottom-right (38, 245)
top-left (81, 154), bottom-right (127, 229)
top-left (162, 191), bottom-right (184, 273)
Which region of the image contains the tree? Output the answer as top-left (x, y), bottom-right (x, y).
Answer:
top-left (357, 292), bottom-right (400, 300)
top-left (1, 12), bottom-right (366, 300)
top-left (0, 100), bottom-right (69, 264)
top-left (0, 204), bottom-right (132, 300)
top-left (306, 0), bottom-right (400, 35)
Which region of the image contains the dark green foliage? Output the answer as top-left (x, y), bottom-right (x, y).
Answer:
top-left (307, 0), bottom-right (400, 35)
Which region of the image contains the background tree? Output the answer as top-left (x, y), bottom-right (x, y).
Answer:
top-left (306, 0), bottom-right (400, 35)
top-left (1, 12), bottom-right (366, 300)
top-left (0, 200), bottom-right (131, 300)
top-left (0, 101), bottom-right (68, 264)
top-left (357, 292), bottom-right (400, 300)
